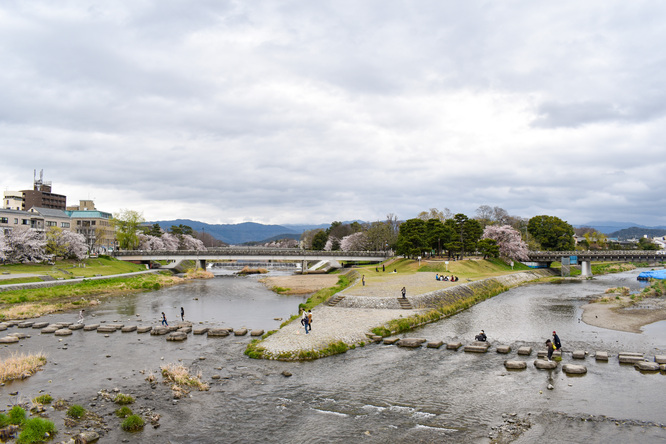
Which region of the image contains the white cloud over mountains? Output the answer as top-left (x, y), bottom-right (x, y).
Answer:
top-left (1, 1), bottom-right (665, 226)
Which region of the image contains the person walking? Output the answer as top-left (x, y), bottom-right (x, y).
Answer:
top-left (307, 310), bottom-right (313, 331)
top-left (552, 331), bottom-right (562, 350)
top-left (161, 312), bottom-right (168, 327)
top-left (77, 309), bottom-right (85, 324)
top-left (362, 275), bottom-right (365, 286)
top-left (180, 307), bottom-right (185, 321)
top-left (545, 339), bottom-right (556, 361)
top-left (401, 287), bottom-right (406, 299)
top-left (301, 310), bottom-right (310, 334)
top-left (382, 264), bottom-right (385, 272)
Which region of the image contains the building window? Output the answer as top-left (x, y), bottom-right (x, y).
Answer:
top-left (61, 222), bottom-right (70, 228)
top-left (14, 218), bottom-right (18, 224)
top-left (92, 221), bottom-right (96, 226)
top-left (46, 221), bottom-right (57, 227)
top-left (0, 217), bottom-right (7, 224)
top-left (22, 219), bottom-right (29, 225)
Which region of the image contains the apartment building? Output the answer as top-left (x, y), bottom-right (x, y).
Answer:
top-left (0, 208), bottom-right (43, 235)
top-left (66, 200), bottom-right (115, 253)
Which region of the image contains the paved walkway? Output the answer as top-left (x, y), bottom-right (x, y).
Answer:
top-left (0, 270), bottom-right (160, 292)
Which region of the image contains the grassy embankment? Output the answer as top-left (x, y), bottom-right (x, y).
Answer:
top-left (0, 256), bottom-right (200, 320)
top-left (0, 352), bottom-right (47, 383)
top-left (246, 258), bottom-right (532, 360)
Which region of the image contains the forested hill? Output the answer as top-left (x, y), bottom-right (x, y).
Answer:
top-left (608, 227), bottom-right (666, 240)
top-left (150, 219), bottom-right (303, 245)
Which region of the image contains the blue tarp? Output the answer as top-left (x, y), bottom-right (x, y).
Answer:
top-left (637, 269), bottom-right (666, 280)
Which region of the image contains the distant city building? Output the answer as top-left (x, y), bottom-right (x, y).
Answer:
top-left (3, 191), bottom-right (24, 211)
top-left (20, 170), bottom-right (67, 211)
top-left (66, 200), bottom-right (115, 253)
top-left (0, 208), bottom-right (39, 235)
top-left (28, 207), bottom-right (72, 232)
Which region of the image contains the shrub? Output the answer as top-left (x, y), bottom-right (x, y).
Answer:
top-left (32, 394), bottom-right (53, 405)
top-left (0, 412), bottom-right (9, 428)
top-left (16, 417), bottom-right (57, 444)
top-left (113, 393), bottom-right (135, 405)
top-left (67, 404), bottom-right (85, 419)
top-left (121, 414), bottom-right (145, 432)
top-left (9, 405), bottom-right (26, 425)
top-left (115, 406), bottom-right (132, 418)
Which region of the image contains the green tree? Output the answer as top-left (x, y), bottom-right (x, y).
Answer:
top-left (147, 223), bottom-right (163, 237)
top-left (169, 224), bottom-right (193, 236)
top-left (396, 218), bottom-right (426, 258)
top-left (477, 238), bottom-right (500, 259)
top-left (311, 230), bottom-right (328, 250)
top-left (638, 237), bottom-right (660, 250)
top-left (45, 227), bottom-right (67, 259)
top-left (425, 219), bottom-right (453, 256)
top-left (445, 213), bottom-right (482, 258)
top-left (113, 209), bottom-right (145, 250)
top-left (527, 215), bottom-right (575, 251)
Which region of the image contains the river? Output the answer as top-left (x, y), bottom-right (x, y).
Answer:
top-left (1, 268), bottom-right (665, 443)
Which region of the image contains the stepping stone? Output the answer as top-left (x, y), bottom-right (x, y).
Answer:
top-left (595, 351), bottom-right (609, 361)
top-left (207, 328), bottom-right (230, 337)
top-left (562, 364), bottom-right (587, 375)
top-left (54, 322), bottom-right (72, 328)
top-left (150, 327), bottom-right (169, 335)
top-left (250, 330), bottom-right (265, 337)
top-left (537, 350), bottom-right (561, 359)
top-left (619, 354), bottom-right (644, 364)
top-left (654, 355), bottom-right (666, 364)
top-left (504, 360), bottom-right (527, 370)
top-left (534, 359), bottom-right (558, 370)
top-left (137, 326), bottom-right (152, 333)
top-left (397, 338), bottom-right (427, 348)
top-left (97, 326), bottom-right (117, 333)
top-left (9, 332), bottom-right (29, 339)
top-left (32, 322), bottom-right (49, 329)
top-left (234, 328), bottom-right (248, 336)
top-left (18, 322), bottom-right (34, 328)
top-left (572, 350), bottom-right (586, 359)
top-left (446, 342), bottom-right (462, 350)
top-left (0, 336), bottom-right (19, 343)
top-left (660, 364), bottom-right (666, 372)
top-left (69, 324), bottom-right (84, 330)
top-left (178, 326), bottom-right (192, 334)
top-left (106, 324), bottom-right (124, 329)
top-left (427, 341), bottom-right (444, 349)
top-left (83, 324), bottom-right (100, 331)
top-left (121, 325), bottom-right (137, 333)
top-left (634, 361), bottom-right (660, 372)
top-left (464, 344), bottom-right (489, 353)
top-left (371, 335), bottom-right (383, 343)
top-left (517, 346), bottom-right (532, 356)
top-left (193, 328), bottom-right (209, 335)
top-left (176, 322), bottom-right (193, 328)
top-left (496, 345), bottom-right (511, 354)
top-left (41, 327), bottom-right (59, 334)
top-left (0, 324), bottom-right (7, 331)
top-left (54, 328), bottom-right (72, 336)
top-left (166, 332), bottom-right (188, 341)
top-left (383, 337), bottom-right (400, 345)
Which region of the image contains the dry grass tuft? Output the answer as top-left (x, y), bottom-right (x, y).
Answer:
top-left (160, 363), bottom-right (209, 393)
top-left (0, 352), bottom-right (47, 383)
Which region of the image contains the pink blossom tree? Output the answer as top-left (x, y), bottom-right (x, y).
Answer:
top-left (3, 229), bottom-right (47, 263)
top-left (138, 234), bottom-right (165, 250)
top-left (0, 234), bottom-right (8, 262)
top-left (482, 225), bottom-right (529, 261)
top-left (160, 233), bottom-right (180, 250)
top-left (61, 230), bottom-right (87, 259)
top-left (340, 232), bottom-right (368, 251)
top-left (180, 234), bottom-right (205, 251)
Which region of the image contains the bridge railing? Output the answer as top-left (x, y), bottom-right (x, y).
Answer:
top-left (112, 248), bottom-right (390, 258)
top-left (527, 250), bottom-right (665, 260)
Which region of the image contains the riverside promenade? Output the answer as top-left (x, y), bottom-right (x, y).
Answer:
top-left (259, 269), bottom-right (554, 357)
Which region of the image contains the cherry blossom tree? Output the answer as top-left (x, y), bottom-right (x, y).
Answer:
top-left (180, 234), bottom-right (205, 251)
top-left (265, 239), bottom-right (298, 248)
top-left (138, 234), bottom-right (165, 251)
top-left (482, 225), bottom-right (529, 261)
top-left (0, 234), bottom-right (8, 262)
top-left (340, 232), bottom-right (367, 251)
top-left (60, 230), bottom-right (88, 259)
top-left (160, 233), bottom-right (180, 250)
top-left (3, 229), bottom-right (47, 263)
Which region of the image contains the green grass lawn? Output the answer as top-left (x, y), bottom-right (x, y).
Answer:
top-left (0, 256), bottom-right (146, 280)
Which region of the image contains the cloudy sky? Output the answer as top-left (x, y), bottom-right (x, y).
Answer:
top-left (2, 1), bottom-right (665, 227)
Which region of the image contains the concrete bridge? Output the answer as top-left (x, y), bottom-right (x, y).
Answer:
top-left (526, 250), bottom-right (665, 276)
top-left (112, 247), bottom-right (390, 271)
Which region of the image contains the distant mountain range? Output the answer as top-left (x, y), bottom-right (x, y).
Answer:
top-left (576, 221), bottom-right (666, 238)
top-left (149, 219), bottom-right (329, 245)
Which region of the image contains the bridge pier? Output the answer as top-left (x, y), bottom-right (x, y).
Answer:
top-left (195, 259), bottom-right (206, 270)
top-left (580, 260), bottom-right (592, 277)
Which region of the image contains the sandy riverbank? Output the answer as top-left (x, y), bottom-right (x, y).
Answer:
top-left (581, 298), bottom-right (666, 333)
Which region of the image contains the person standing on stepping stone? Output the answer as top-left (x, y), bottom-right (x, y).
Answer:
top-left (545, 339), bottom-right (556, 361)
top-left (161, 312), bottom-right (168, 326)
top-left (181, 307), bottom-right (185, 321)
top-left (552, 331), bottom-right (562, 350)
top-left (401, 287), bottom-right (406, 299)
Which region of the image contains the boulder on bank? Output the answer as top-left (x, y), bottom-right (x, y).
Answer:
top-left (397, 338), bottom-right (427, 348)
top-left (534, 359), bottom-right (558, 370)
top-left (562, 364), bottom-right (587, 375)
top-left (504, 360), bottom-right (527, 370)
top-left (634, 361), bottom-right (660, 372)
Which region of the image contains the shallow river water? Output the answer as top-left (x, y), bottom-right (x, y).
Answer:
top-left (2, 269), bottom-right (666, 443)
